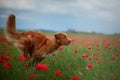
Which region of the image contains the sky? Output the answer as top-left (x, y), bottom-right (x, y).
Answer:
top-left (0, 0), bottom-right (120, 34)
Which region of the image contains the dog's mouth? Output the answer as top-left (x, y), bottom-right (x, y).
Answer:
top-left (64, 39), bottom-right (72, 45)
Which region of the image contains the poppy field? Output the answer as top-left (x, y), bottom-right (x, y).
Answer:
top-left (0, 32), bottom-right (120, 80)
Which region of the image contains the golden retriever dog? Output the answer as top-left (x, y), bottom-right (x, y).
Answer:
top-left (5, 14), bottom-right (71, 63)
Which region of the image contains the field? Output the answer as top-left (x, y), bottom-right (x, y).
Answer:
top-left (0, 31), bottom-right (120, 80)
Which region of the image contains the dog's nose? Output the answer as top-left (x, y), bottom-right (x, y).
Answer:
top-left (68, 38), bottom-right (72, 42)
top-left (67, 38), bottom-right (72, 44)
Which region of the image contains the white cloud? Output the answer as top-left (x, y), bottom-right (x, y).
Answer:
top-left (0, 14), bottom-right (7, 18)
top-left (0, 0), bottom-right (120, 21)
top-left (91, 0), bottom-right (120, 9)
top-left (0, 0), bottom-right (35, 10)
top-left (16, 13), bottom-right (35, 21)
top-left (0, 10), bottom-right (13, 18)
top-left (93, 11), bottom-right (116, 21)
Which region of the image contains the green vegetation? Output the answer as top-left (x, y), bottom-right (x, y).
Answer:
top-left (0, 29), bottom-right (120, 80)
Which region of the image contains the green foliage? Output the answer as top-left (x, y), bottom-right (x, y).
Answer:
top-left (0, 34), bottom-right (120, 80)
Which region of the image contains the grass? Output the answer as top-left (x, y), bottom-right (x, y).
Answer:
top-left (0, 31), bottom-right (120, 80)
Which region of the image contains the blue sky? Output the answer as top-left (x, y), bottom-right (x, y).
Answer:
top-left (0, 0), bottom-right (120, 34)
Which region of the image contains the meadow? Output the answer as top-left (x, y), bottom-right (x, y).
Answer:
top-left (0, 30), bottom-right (120, 80)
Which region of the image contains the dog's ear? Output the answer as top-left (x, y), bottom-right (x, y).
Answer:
top-left (54, 32), bottom-right (66, 39)
top-left (55, 33), bottom-right (60, 39)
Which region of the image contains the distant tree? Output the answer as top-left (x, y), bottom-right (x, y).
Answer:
top-left (67, 29), bottom-right (77, 33)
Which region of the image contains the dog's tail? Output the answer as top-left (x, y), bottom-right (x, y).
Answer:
top-left (4, 14), bottom-right (18, 41)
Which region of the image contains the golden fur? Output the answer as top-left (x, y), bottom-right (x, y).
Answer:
top-left (5, 14), bottom-right (71, 62)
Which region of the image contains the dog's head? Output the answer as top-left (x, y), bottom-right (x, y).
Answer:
top-left (54, 32), bottom-right (72, 45)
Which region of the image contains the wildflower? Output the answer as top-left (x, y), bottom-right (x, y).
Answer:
top-left (109, 47), bottom-right (112, 50)
top-left (74, 49), bottom-right (78, 54)
top-left (7, 62), bottom-right (12, 66)
top-left (8, 41), bottom-right (13, 45)
top-left (55, 70), bottom-right (62, 76)
top-left (0, 57), bottom-right (4, 63)
top-left (105, 45), bottom-right (109, 48)
top-left (88, 56), bottom-right (92, 60)
top-left (82, 53), bottom-right (89, 58)
top-left (3, 56), bottom-right (10, 61)
top-left (94, 57), bottom-right (98, 61)
top-left (88, 47), bottom-right (92, 50)
top-left (0, 36), bottom-right (7, 42)
top-left (96, 43), bottom-right (99, 47)
top-left (100, 53), bottom-right (104, 57)
top-left (97, 48), bottom-right (101, 51)
top-left (24, 62), bottom-right (28, 67)
top-left (59, 46), bottom-right (64, 51)
top-left (87, 63), bottom-right (93, 69)
top-left (3, 62), bottom-right (12, 69)
top-left (105, 43), bottom-right (111, 49)
top-left (98, 61), bottom-right (102, 64)
top-left (3, 64), bottom-right (10, 69)
top-left (19, 55), bottom-right (25, 61)
top-left (116, 52), bottom-right (120, 57)
top-left (71, 38), bottom-right (76, 43)
top-left (111, 56), bottom-right (116, 61)
top-left (70, 76), bottom-right (80, 80)
top-left (29, 74), bottom-right (35, 79)
top-left (2, 45), bottom-right (8, 54)
top-left (35, 63), bottom-right (48, 71)
top-left (93, 53), bottom-right (98, 56)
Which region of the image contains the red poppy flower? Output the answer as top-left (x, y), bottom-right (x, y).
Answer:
top-left (98, 61), bottom-right (102, 64)
top-left (71, 38), bottom-right (76, 43)
top-left (93, 53), bottom-right (98, 56)
top-left (0, 57), bottom-right (4, 63)
top-left (0, 36), bottom-right (7, 42)
top-left (109, 47), bottom-right (112, 50)
top-left (88, 56), bottom-right (92, 60)
top-left (100, 54), bottom-right (104, 57)
top-left (24, 62), bottom-right (28, 67)
top-left (87, 63), bottom-right (93, 69)
top-left (96, 43), bottom-right (99, 47)
top-left (29, 74), bottom-right (35, 79)
top-left (8, 41), bottom-right (13, 45)
top-left (94, 57), bottom-right (98, 61)
top-left (59, 46), bottom-right (64, 51)
top-left (116, 52), bottom-right (120, 57)
top-left (3, 45), bottom-right (7, 49)
top-left (111, 56), bottom-right (116, 61)
top-left (70, 76), bottom-right (80, 80)
top-left (97, 48), bottom-right (101, 51)
top-left (3, 56), bottom-right (10, 61)
top-left (3, 62), bottom-right (12, 69)
top-left (19, 55), bottom-right (25, 61)
top-left (3, 64), bottom-right (9, 69)
top-left (105, 43), bottom-right (111, 49)
top-left (7, 62), bottom-right (12, 66)
top-left (55, 70), bottom-right (62, 76)
top-left (35, 63), bottom-right (48, 71)
top-left (82, 53), bottom-right (89, 58)
top-left (74, 49), bottom-right (78, 54)
top-left (88, 47), bottom-right (92, 50)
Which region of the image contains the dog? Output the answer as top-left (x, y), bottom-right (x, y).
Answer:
top-left (4, 14), bottom-right (71, 63)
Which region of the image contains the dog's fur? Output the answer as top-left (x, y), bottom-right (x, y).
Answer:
top-left (5, 14), bottom-right (71, 62)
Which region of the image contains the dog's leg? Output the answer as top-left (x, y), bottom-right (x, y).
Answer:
top-left (30, 57), bottom-right (44, 64)
top-left (15, 42), bottom-right (30, 59)
top-left (31, 47), bottom-right (48, 63)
